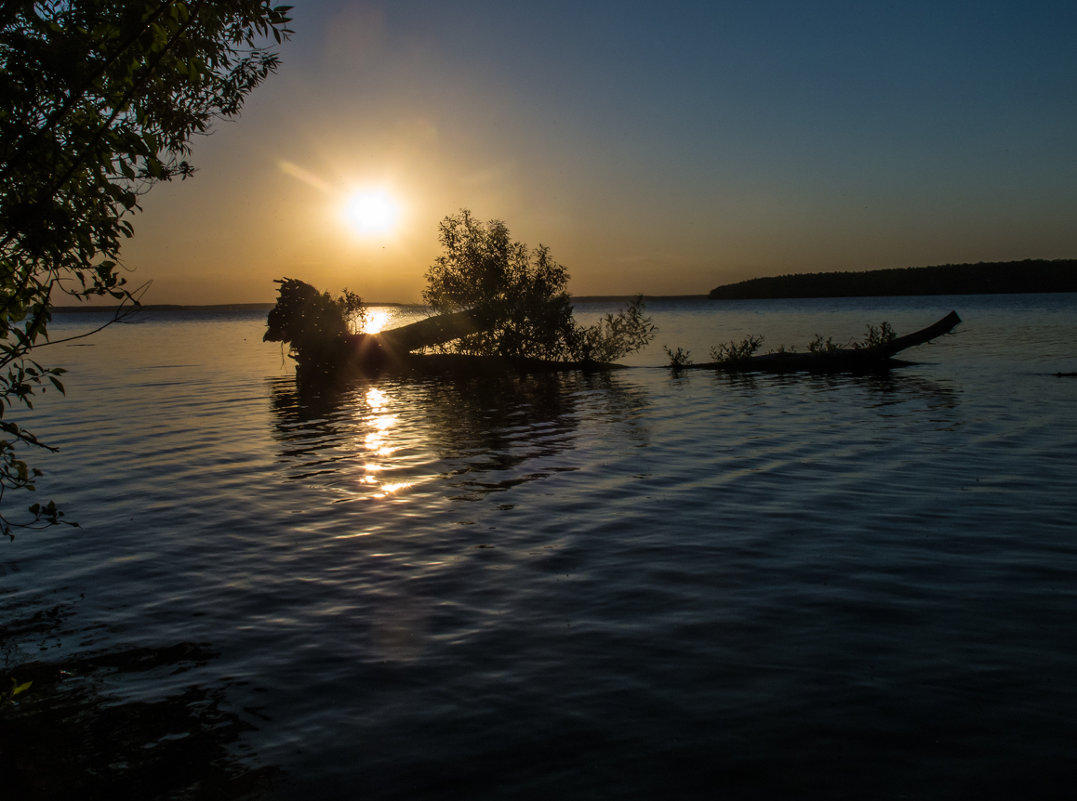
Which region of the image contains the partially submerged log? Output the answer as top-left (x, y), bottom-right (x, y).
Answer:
top-left (375, 307), bottom-right (500, 353)
top-left (265, 279), bottom-right (960, 378)
top-left (263, 279), bottom-right (614, 377)
top-left (690, 310), bottom-right (962, 373)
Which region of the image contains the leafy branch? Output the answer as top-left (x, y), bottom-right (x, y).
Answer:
top-left (423, 210), bottom-right (656, 364)
top-left (0, 1), bottom-right (292, 539)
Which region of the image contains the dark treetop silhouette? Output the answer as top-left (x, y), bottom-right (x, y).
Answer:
top-left (0, 1), bottom-right (293, 539)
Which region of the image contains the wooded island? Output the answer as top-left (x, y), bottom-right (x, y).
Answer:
top-left (709, 259), bottom-right (1076, 299)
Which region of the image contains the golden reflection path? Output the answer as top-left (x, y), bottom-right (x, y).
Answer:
top-left (360, 386), bottom-right (414, 499)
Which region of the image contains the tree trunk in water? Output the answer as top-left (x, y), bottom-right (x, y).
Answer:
top-left (373, 307), bottom-right (499, 353)
top-left (691, 310), bottom-right (961, 372)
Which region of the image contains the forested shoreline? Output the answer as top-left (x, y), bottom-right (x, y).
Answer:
top-left (709, 259), bottom-right (1077, 299)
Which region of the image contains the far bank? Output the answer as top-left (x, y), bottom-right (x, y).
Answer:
top-left (710, 259), bottom-right (1076, 299)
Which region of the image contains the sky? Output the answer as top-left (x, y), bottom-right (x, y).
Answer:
top-left (120, 0), bottom-right (1077, 304)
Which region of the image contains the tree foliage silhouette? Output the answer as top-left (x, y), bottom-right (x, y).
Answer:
top-left (0, 1), bottom-right (292, 539)
top-left (423, 210), bottom-right (655, 363)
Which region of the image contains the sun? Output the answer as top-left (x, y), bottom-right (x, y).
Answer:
top-left (341, 189), bottom-right (401, 236)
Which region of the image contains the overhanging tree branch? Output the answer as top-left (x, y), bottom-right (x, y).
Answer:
top-left (0, 1), bottom-right (292, 540)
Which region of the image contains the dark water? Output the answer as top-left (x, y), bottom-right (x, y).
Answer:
top-left (3, 295), bottom-right (1076, 800)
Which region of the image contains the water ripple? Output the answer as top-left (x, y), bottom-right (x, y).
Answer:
top-left (5, 297), bottom-right (1077, 799)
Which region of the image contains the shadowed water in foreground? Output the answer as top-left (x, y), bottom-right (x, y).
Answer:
top-left (1, 600), bottom-right (278, 799)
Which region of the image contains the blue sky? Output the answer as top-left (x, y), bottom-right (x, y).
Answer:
top-left (124, 1), bottom-right (1077, 303)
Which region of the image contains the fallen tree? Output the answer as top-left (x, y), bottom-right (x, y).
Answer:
top-left (263, 277), bottom-right (653, 377)
top-left (264, 212), bottom-right (959, 378)
top-left (264, 211), bottom-right (658, 378)
top-left (264, 278), bottom-right (960, 378)
top-left (262, 278), bottom-right (577, 377)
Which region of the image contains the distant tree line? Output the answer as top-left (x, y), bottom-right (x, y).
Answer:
top-left (708, 260), bottom-right (1077, 299)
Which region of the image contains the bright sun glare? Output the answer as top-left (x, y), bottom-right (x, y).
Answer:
top-left (342, 189), bottom-right (400, 236)
top-left (363, 309), bottom-right (391, 334)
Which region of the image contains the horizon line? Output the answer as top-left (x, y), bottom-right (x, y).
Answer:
top-left (52, 293), bottom-right (711, 312)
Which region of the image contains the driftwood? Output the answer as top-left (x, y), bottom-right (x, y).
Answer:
top-left (689, 310), bottom-right (962, 373)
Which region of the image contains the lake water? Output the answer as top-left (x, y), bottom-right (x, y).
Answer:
top-left (3, 294), bottom-right (1076, 800)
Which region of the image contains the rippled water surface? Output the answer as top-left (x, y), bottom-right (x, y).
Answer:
top-left (4, 295), bottom-right (1077, 800)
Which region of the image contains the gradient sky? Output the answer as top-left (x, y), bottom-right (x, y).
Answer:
top-left (120, 0), bottom-right (1077, 304)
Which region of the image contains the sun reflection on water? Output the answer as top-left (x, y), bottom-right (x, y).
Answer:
top-left (378, 481), bottom-right (413, 496)
top-left (360, 386), bottom-right (413, 498)
top-left (363, 309), bottom-right (391, 334)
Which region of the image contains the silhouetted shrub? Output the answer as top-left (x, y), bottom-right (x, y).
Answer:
top-left (424, 210), bottom-right (655, 363)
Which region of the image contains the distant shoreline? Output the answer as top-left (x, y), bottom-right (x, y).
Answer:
top-left (52, 296), bottom-right (712, 313)
top-left (709, 259), bottom-right (1076, 299)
